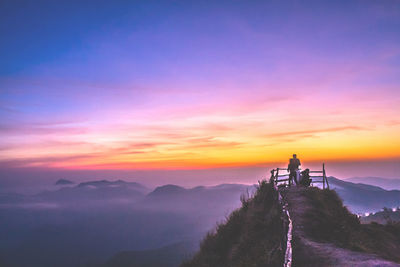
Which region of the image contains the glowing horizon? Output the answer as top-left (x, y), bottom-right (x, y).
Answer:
top-left (1, 1), bottom-right (400, 172)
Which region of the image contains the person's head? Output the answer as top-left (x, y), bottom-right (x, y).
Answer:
top-left (293, 154), bottom-right (297, 158)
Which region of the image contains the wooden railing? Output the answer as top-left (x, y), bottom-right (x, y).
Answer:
top-left (270, 163), bottom-right (329, 189)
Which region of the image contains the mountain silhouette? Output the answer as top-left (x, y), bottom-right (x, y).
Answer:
top-left (346, 177), bottom-right (400, 190)
top-left (329, 177), bottom-right (400, 214)
top-left (147, 184), bottom-right (187, 197)
top-left (35, 180), bottom-right (150, 205)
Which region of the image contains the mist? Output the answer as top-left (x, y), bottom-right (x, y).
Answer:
top-left (0, 179), bottom-right (255, 266)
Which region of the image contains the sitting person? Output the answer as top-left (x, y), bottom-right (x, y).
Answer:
top-left (299, 169), bottom-right (312, 187)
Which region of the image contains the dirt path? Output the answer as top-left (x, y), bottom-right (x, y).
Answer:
top-left (281, 186), bottom-right (400, 267)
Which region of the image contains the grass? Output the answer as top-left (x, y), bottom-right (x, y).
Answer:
top-left (181, 181), bottom-right (286, 267)
top-left (300, 187), bottom-right (400, 263)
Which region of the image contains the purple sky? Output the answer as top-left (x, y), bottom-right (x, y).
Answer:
top-left (1, 0), bottom-right (400, 187)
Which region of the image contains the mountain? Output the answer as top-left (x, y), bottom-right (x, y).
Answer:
top-left (345, 177), bottom-right (400, 190)
top-left (184, 182), bottom-right (400, 267)
top-left (147, 184), bottom-right (187, 197)
top-left (55, 179), bottom-right (74, 185)
top-left (328, 177), bottom-right (400, 214)
top-left (35, 179), bottom-right (150, 205)
top-left (147, 183), bottom-right (254, 198)
top-left (143, 183), bottom-right (256, 214)
top-left (182, 181), bottom-right (285, 266)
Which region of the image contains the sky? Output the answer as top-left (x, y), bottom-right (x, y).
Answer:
top-left (1, 0), bottom-right (400, 186)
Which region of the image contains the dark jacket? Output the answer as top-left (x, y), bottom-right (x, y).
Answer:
top-left (288, 158), bottom-right (301, 171)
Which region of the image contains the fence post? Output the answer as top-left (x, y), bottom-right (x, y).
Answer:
top-left (323, 163), bottom-right (329, 189)
top-left (270, 169), bottom-right (275, 184)
top-left (276, 169), bottom-right (279, 186)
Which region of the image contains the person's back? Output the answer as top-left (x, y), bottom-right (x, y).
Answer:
top-left (288, 156), bottom-right (301, 170)
top-left (288, 154), bottom-right (301, 185)
top-left (292, 158), bottom-right (300, 170)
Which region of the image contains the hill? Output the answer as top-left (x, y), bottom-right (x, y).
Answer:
top-left (36, 179), bottom-right (150, 205)
top-left (283, 186), bottom-right (400, 266)
top-left (328, 177), bottom-right (400, 214)
top-left (143, 183), bottom-right (256, 213)
top-left (183, 182), bottom-right (400, 266)
top-left (182, 181), bottom-right (286, 266)
top-left (346, 177), bottom-right (400, 190)
top-left (147, 184), bottom-right (187, 197)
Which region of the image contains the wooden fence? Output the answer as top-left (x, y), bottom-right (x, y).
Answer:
top-left (270, 163), bottom-right (329, 189)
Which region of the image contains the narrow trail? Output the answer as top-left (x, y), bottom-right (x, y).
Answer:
top-left (276, 184), bottom-right (292, 267)
top-left (281, 186), bottom-right (400, 267)
top-left (282, 201), bottom-right (293, 267)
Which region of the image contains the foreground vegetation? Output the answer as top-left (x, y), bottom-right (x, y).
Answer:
top-left (296, 187), bottom-right (400, 263)
top-left (182, 181), bottom-right (286, 267)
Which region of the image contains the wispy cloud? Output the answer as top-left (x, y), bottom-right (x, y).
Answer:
top-left (265, 126), bottom-right (367, 139)
top-left (0, 123), bottom-right (88, 135)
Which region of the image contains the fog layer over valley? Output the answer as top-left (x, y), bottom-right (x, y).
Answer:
top-left (0, 180), bottom-right (255, 267)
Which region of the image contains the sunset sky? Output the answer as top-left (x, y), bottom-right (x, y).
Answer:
top-left (1, 0), bottom-right (400, 184)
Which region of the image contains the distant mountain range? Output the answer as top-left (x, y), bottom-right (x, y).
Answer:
top-left (345, 177), bottom-right (400, 190)
top-left (34, 179), bottom-right (150, 206)
top-left (329, 177), bottom-right (400, 214)
top-left (0, 180), bottom-right (253, 267)
top-left (2, 177), bottom-right (398, 214)
top-left (143, 183), bottom-right (256, 213)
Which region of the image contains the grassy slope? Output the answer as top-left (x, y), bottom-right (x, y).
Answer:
top-left (182, 181), bottom-right (286, 267)
top-left (298, 187), bottom-right (400, 263)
